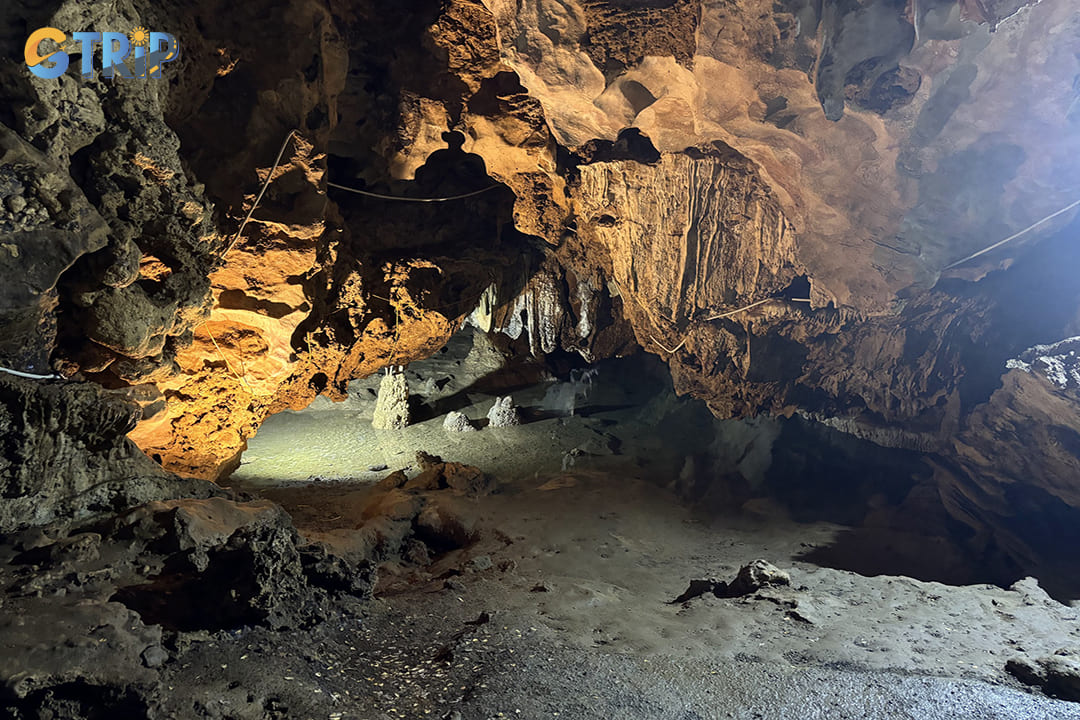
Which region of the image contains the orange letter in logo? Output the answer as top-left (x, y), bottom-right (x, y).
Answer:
top-left (25, 27), bottom-right (69, 79)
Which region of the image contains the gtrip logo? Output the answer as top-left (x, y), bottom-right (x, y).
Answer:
top-left (24, 27), bottom-right (179, 80)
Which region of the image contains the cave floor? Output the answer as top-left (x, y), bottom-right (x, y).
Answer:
top-left (210, 330), bottom-right (1080, 719)
top-left (202, 464), bottom-right (1080, 719)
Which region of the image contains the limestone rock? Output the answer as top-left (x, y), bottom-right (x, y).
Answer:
top-left (1007, 337), bottom-right (1080, 390)
top-left (1, 0), bottom-right (1080, 544)
top-left (416, 451), bottom-right (444, 470)
top-left (415, 498), bottom-right (477, 549)
top-left (1006, 652), bottom-right (1080, 702)
top-left (116, 497), bottom-right (286, 572)
top-left (725, 560), bottom-right (792, 597)
top-left (0, 124), bottom-right (110, 372)
top-left (403, 460), bottom-right (492, 497)
top-left (487, 396), bottom-right (521, 427)
top-left (372, 371), bottom-right (410, 430)
top-left (672, 559), bottom-right (792, 603)
top-left (443, 411), bottom-right (477, 432)
top-left (0, 375), bottom-right (216, 532)
top-left (1042, 655), bottom-right (1080, 701)
top-left (0, 596), bottom-right (160, 710)
top-left (111, 497), bottom-right (373, 631)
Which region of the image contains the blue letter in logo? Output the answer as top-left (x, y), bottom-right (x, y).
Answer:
top-left (25, 28), bottom-right (69, 79)
top-left (146, 32), bottom-right (180, 78)
top-left (101, 31), bottom-right (133, 79)
top-left (71, 31), bottom-right (101, 79)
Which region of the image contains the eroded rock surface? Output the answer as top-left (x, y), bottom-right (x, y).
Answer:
top-left (0, 0), bottom-right (1079, 640)
top-left (0, 490), bottom-right (373, 717)
top-left (0, 375), bottom-right (214, 532)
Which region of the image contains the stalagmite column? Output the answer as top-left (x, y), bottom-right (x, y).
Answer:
top-left (372, 368), bottom-right (410, 429)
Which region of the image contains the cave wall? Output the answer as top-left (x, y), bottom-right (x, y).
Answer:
top-left (0, 0), bottom-right (1079, 552)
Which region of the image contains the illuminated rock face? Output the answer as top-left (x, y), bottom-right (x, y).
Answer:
top-left (372, 371), bottom-right (410, 430)
top-left (487, 0), bottom-right (1080, 306)
top-left (1, 0), bottom-right (1080, 513)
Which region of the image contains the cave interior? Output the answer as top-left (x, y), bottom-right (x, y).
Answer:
top-left (3, 0), bottom-right (1080, 717)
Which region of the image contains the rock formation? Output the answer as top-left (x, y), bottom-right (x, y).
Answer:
top-left (443, 410), bottom-right (477, 432)
top-left (0, 0), bottom-right (1079, 652)
top-left (486, 396), bottom-right (522, 427)
top-left (372, 370), bottom-right (410, 429)
top-left (5, 0), bottom-right (1080, 716)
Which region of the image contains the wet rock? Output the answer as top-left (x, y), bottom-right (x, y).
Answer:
top-left (487, 396), bottom-right (521, 427)
top-left (373, 371), bottom-right (410, 429)
top-left (443, 411), bottom-right (477, 432)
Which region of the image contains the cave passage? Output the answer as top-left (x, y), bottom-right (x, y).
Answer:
top-left (8, 0), bottom-right (1080, 715)
top-left (228, 325), bottom-right (1080, 602)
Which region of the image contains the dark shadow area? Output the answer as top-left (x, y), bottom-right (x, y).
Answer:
top-left (745, 417), bottom-right (1080, 603)
top-left (4, 680), bottom-right (151, 720)
top-left (947, 215), bottom-right (1080, 411)
top-left (577, 127), bottom-right (661, 165)
top-left (663, 400), bottom-right (1080, 603)
top-left (763, 417), bottom-right (932, 525)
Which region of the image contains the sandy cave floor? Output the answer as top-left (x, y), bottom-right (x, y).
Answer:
top-left (212, 329), bottom-right (1080, 719)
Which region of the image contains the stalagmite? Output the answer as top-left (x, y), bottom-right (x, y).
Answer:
top-left (372, 368), bottom-right (410, 430)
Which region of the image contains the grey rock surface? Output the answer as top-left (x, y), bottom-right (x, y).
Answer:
top-left (1008, 652), bottom-right (1080, 702)
top-left (0, 374), bottom-right (217, 532)
top-left (443, 410), bottom-right (476, 432)
top-left (487, 396), bottom-right (521, 427)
